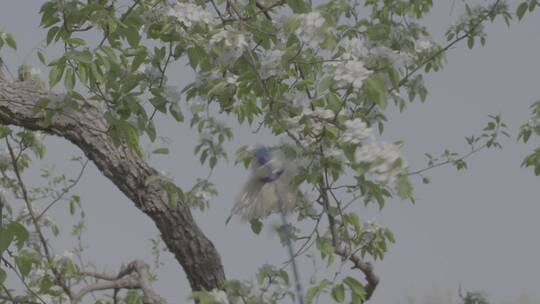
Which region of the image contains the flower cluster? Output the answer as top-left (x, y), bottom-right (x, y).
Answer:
top-left (260, 49), bottom-right (286, 79)
top-left (356, 142), bottom-right (406, 183)
top-left (359, 220), bottom-right (381, 247)
top-left (166, 2), bottom-right (214, 27)
top-left (301, 107), bottom-right (334, 134)
top-left (302, 107), bottom-right (334, 120)
top-left (209, 27), bottom-right (248, 65)
top-left (370, 45), bottom-right (413, 69)
top-left (328, 60), bottom-right (371, 89)
top-left (341, 118), bottom-right (372, 144)
top-left (209, 289), bottom-right (229, 304)
top-left (415, 39), bottom-right (434, 52)
top-left (340, 37), bottom-right (369, 59)
top-left (295, 12), bottom-right (326, 48)
top-left (138, 63), bottom-right (163, 86)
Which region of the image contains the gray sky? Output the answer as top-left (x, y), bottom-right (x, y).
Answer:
top-left (1, 1), bottom-right (540, 304)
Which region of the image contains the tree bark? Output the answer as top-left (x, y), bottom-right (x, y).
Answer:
top-left (0, 79), bottom-right (226, 292)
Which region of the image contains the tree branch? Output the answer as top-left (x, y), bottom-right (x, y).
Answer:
top-left (319, 175), bottom-right (378, 301)
top-left (0, 79), bottom-right (226, 292)
top-left (75, 260), bottom-right (167, 304)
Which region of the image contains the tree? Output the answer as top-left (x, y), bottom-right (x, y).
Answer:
top-left (0, 0), bottom-right (536, 303)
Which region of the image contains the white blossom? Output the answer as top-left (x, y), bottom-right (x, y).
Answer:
top-left (325, 147), bottom-right (344, 160)
top-left (329, 60), bottom-right (371, 89)
top-left (210, 289), bottom-right (230, 304)
top-left (415, 39), bottom-right (433, 52)
top-left (226, 75), bottom-right (239, 85)
top-left (359, 220), bottom-right (380, 247)
top-left (299, 107), bottom-right (332, 133)
top-left (283, 91), bottom-right (308, 109)
top-left (294, 12), bottom-right (326, 48)
top-left (340, 37), bottom-right (369, 59)
top-left (57, 250), bottom-right (75, 263)
top-left (167, 2), bottom-right (214, 27)
top-left (40, 295), bottom-right (54, 304)
top-left (0, 150), bottom-right (11, 169)
top-left (260, 49), bottom-right (286, 79)
top-left (341, 118), bottom-right (372, 144)
top-left (163, 86), bottom-right (181, 103)
top-left (356, 141), bottom-right (406, 183)
top-left (209, 27), bottom-right (248, 65)
top-left (302, 107), bottom-right (334, 120)
top-left (138, 64), bottom-right (163, 84)
top-left (30, 67), bottom-right (41, 78)
top-left (370, 45), bottom-right (413, 68)
top-left (159, 170), bottom-right (173, 181)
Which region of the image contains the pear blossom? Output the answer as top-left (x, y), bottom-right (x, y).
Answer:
top-left (341, 118), bottom-right (372, 144)
top-left (356, 141), bottom-right (406, 182)
top-left (329, 60), bottom-right (371, 89)
top-left (415, 39), bottom-right (433, 51)
top-left (30, 67), bottom-right (41, 78)
top-left (226, 75), bottom-right (239, 85)
top-left (295, 12), bottom-right (326, 48)
top-left (359, 220), bottom-right (380, 247)
top-left (340, 37), bottom-right (369, 59)
top-left (302, 107), bottom-right (334, 120)
top-left (164, 86), bottom-right (181, 103)
top-left (138, 64), bottom-right (163, 85)
top-left (210, 289), bottom-right (230, 304)
top-left (260, 49), bottom-right (286, 79)
top-left (209, 28), bottom-right (248, 64)
top-left (167, 2), bottom-right (214, 27)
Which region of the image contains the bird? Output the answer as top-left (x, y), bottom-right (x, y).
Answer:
top-left (230, 145), bottom-right (307, 304)
top-left (231, 145), bottom-right (297, 221)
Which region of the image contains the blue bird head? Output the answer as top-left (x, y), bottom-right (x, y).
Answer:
top-left (231, 145), bottom-right (299, 220)
top-left (254, 146), bottom-right (272, 166)
top-left (253, 146), bottom-right (284, 183)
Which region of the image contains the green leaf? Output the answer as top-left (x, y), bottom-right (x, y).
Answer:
top-left (46, 26), bottom-right (59, 45)
top-left (331, 284), bottom-right (345, 303)
top-left (131, 51), bottom-right (147, 72)
top-left (306, 279), bottom-right (332, 304)
top-left (64, 67), bottom-right (75, 91)
top-left (286, 0), bottom-right (311, 13)
top-left (363, 74), bottom-right (387, 109)
top-left (209, 156), bottom-right (217, 169)
top-left (146, 121), bottom-right (157, 142)
top-left (49, 64), bottom-right (65, 88)
top-left (344, 276), bottom-right (366, 301)
top-left (517, 2), bottom-right (528, 20)
top-left (126, 25), bottom-right (140, 47)
top-left (144, 175), bottom-right (161, 186)
top-left (8, 221), bottom-right (29, 249)
top-left (152, 147), bottom-right (170, 155)
top-left (67, 50), bottom-right (93, 63)
top-left (384, 228), bottom-right (395, 243)
top-left (5, 33), bottom-right (16, 50)
top-left (15, 255), bottom-right (32, 277)
top-left (32, 97), bottom-right (50, 116)
top-left (467, 36), bottom-right (474, 49)
top-left (249, 219), bottom-right (263, 234)
top-left (37, 51), bottom-right (47, 65)
top-left (0, 227), bottom-right (14, 253)
top-left (395, 175), bottom-right (413, 200)
top-left (318, 76), bottom-right (333, 94)
top-left (0, 269), bottom-right (6, 284)
top-left (187, 45), bottom-right (204, 69)
top-left (66, 37), bottom-right (86, 46)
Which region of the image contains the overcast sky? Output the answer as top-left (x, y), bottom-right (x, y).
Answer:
top-left (1, 1), bottom-right (540, 304)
